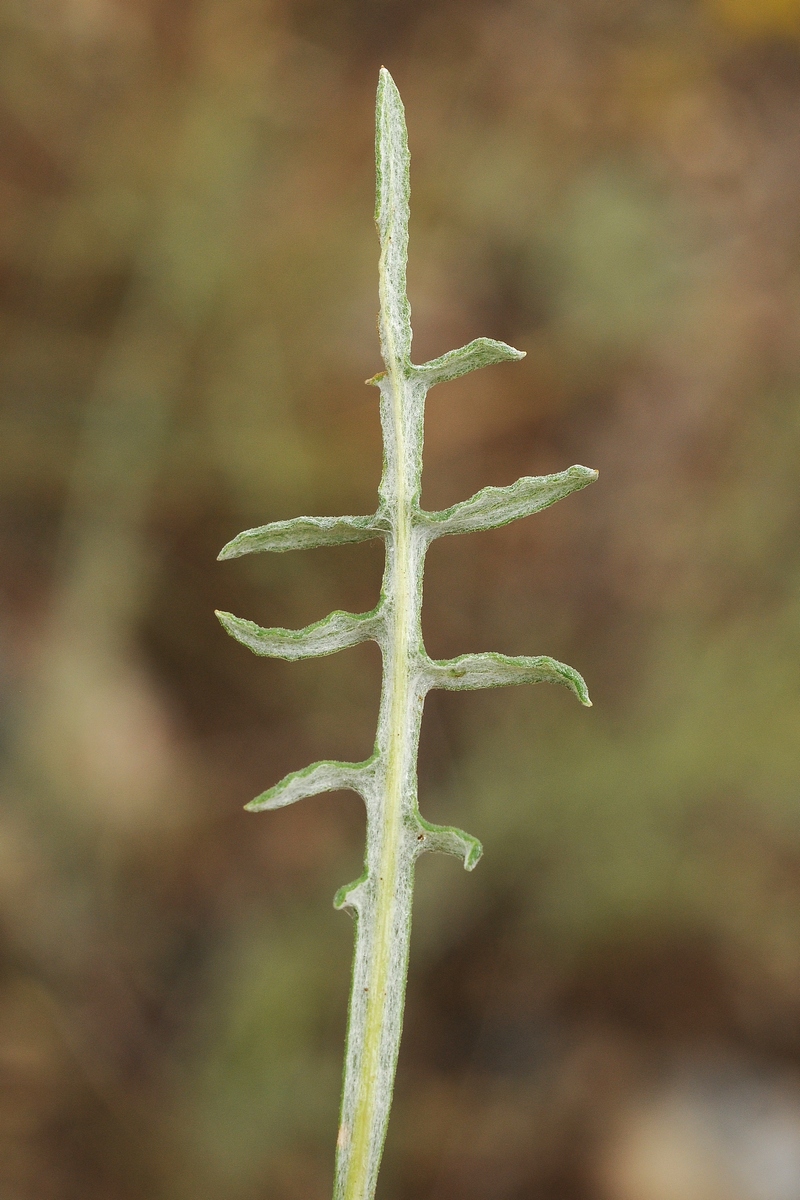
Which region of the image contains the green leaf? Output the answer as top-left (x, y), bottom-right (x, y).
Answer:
top-left (413, 817), bottom-right (483, 870)
top-left (217, 513), bottom-right (387, 559)
top-left (413, 337), bottom-right (525, 387)
top-left (421, 465), bottom-right (598, 538)
top-left (425, 651), bottom-right (592, 706)
top-left (215, 607), bottom-right (384, 660)
top-left (375, 67), bottom-right (412, 372)
top-left (246, 757), bottom-right (378, 812)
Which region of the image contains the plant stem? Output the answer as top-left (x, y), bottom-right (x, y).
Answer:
top-left (334, 202), bottom-right (428, 1197)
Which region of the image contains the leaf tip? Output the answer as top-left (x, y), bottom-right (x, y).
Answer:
top-left (378, 65), bottom-right (396, 89)
top-left (464, 840), bottom-right (484, 871)
top-left (555, 659), bottom-right (592, 707)
top-left (376, 66), bottom-right (401, 114)
top-left (486, 338), bottom-right (525, 363)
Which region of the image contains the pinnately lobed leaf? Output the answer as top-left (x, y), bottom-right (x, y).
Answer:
top-left (217, 67), bottom-right (597, 1200)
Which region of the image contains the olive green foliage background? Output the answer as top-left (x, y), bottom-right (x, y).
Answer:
top-left (3, 0), bottom-right (800, 1197)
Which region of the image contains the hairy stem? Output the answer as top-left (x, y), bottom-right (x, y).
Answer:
top-left (335, 362), bottom-right (426, 1197)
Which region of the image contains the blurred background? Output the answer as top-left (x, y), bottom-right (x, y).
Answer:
top-left (5, 0), bottom-right (800, 1197)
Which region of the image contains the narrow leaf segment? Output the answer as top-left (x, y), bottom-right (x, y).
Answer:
top-left (217, 68), bottom-right (597, 1200)
top-left (413, 336), bottom-right (525, 385)
top-left (215, 607), bottom-right (383, 660)
top-left (218, 513), bottom-right (388, 559)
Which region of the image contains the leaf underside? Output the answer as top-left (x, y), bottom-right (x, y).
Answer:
top-left (218, 514), bottom-right (386, 559)
top-left (422, 465), bottom-right (598, 538)
top-left (215, 608), bottom-right (383, 660)
top-left (427, 652), bottom-right (592, 706)
top-left (246, 756), bottom-right (377, 811)
top-left (413, 337), bottom-right (525, 385)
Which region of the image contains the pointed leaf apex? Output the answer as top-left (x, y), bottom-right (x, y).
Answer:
top-left (378, 66), bottom-right (399, 95)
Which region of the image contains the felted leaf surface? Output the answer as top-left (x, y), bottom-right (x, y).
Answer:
top-left (215, 608), bottom-right (383, 660)
top-left (421, 465), bottom-right (598, 538)
top-left (246, 757), bottom-right (377, 812)
top-left (414, 817), bottom-right (483, 870)
top-left (425, 651), bottom-right (591, 705)
top-left (413, 337), bottom-right (525, 386)
top-left (218, 513), bottom-right (387, 560)
top-left (375, 67), bottom-right (412, 371)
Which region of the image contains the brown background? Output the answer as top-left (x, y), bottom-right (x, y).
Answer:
top-left (3, 0), bottom-right (800, 1197)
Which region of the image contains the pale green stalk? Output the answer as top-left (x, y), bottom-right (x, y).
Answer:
top-left (216, 68), bottom-right (597, 1200)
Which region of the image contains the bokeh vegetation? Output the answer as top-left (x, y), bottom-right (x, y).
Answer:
top-left (3, 1), bottom-right (800, 1197)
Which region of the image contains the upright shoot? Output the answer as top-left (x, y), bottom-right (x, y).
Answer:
top-left (217, 67), bottom-right (597, 1200)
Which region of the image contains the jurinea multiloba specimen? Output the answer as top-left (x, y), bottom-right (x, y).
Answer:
top-left (217, 67), bottom-right (597, 1200)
